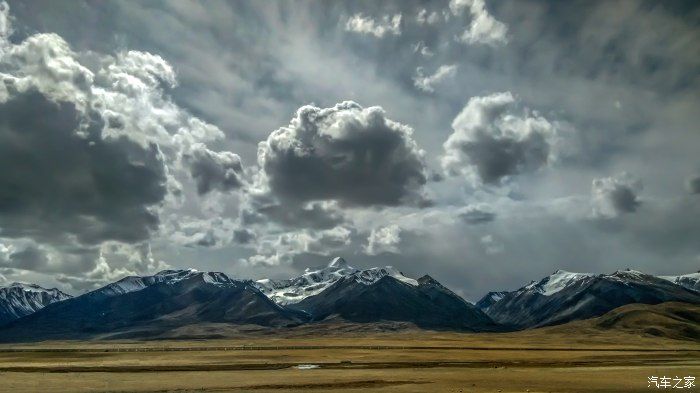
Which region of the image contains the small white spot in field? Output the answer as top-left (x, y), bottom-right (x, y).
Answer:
top-left (295, 364), bottom-right (319, 370)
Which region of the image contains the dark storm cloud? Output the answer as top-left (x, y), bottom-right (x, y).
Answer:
top-left (241, 197), bottom-right (345, 230)
top-left (184, 143), bottom-right (244, 195)
top-left (2, 246), bottom-right (48, 271)
top-left (232, 229), bottom-right (256, 244)
top-left (492, 0), bottom-right (700, 96)
top-left (0, 91), bottom-right (166, 245)
top-left (687, 175), bottom-right (700, 195)
top-left (592, 173), bottom-right (642, 218)
top-left (609, 187), bottom-right (641, 213)
top-left (256, 101), bottom-right (429, 207)
top-left (459, 205), bottom-right (496, 224)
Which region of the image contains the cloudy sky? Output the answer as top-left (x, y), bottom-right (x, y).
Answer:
top-left (0, 0), bottom-right (698, 300)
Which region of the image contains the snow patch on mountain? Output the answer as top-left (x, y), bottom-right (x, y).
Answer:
top-left (659, 272), bottom-right (700, 291)
top-left (475, 291), bottom-right (509, 310)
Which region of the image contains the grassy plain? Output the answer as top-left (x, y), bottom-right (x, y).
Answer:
top-left (0, 325), bottom-right (698, 393)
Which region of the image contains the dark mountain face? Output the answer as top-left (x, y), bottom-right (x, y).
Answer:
top-left (0, 270), bottom-right (306, 342)
top-left (480, 270), bottom-right (700, 329)
top-left (290, 274), bottom-right (497, 331)
top-left (0, 283), bottom-right (72, 327)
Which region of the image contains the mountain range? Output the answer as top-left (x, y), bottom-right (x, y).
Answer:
top-left (476, 269), bottom-right (700, 329)
top-left (0, 258), bottom-right (698, 341)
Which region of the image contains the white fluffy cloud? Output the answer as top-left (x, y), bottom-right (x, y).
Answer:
top-left (345, 13), bottom-right (401, 38)
top-left (246, 226), bottom-right (352, 266)
top-left (416, 9), bottom-right (441, 25)
top-left (0, 2), bottom-right (9, 43)
top-left (591, 173), bottom-right (642, 219)
top-left (364, 224), bottom-right (401, 255)
top-left (164, 215), bottom-right (240, 249)
top-left (442, 92), bottom-right (568, 184)
top-left (449, 0), bottom-right (508, 46)
top-left (413, 64), bottom-right (458, 93)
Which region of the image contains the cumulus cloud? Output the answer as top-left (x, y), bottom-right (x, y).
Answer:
top-left (0, 239), bottom-right (167, 291)
top-left (55, 252), bottom-right (145, 292)
top-left (459, 205), bottom-right (496, 224)
top-left (255, 101), bottom-right (428, 208)
top-left (686, 175), bottom-right (700, 195)
top-left (345, 13), bottom-right (401, 38)
top-left (591, 173), bottom-right (642, 218)
top-left (364, 224), bottom-right (401, 255)
top-left (246, 226), bottom-right (352, 266)
top-left (0, 1), bottom-right (10, 45)
top-left (0, 3), bottom-right (242, 285)
top-left (442, 92), bottom-right (567, 184)
top-left (413, 64), bottom-right (457, 93)
top-left (449, 0), bottom-right (508, 46)
top-left (164, 216), bottom-right (239, 249)
top-left (416, 9), bottom-right (440, 26)
top-left (184, 143), bottom-right (244, 195)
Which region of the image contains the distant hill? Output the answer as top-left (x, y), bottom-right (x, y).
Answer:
top-left (550, 302), bottom-right (700, 341)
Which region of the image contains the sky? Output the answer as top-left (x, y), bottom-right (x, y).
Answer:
top-left (0, 0), bottom-right (698, 301)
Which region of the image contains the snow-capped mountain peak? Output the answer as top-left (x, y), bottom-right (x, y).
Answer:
top-left (255, 258), bottom-right (360, 305)
top-left (96, 269), bottom-right (239, 297)
top-left (659, 272), bottom-right (700, 291)
top-left (255, 257), bottom-right (418, 305)
top-left (328, 256), bottom-right (349, 268)
top-left (523, 270), bottom-right (595, 296)
top-left (0, 282), bottom-right (72, 326)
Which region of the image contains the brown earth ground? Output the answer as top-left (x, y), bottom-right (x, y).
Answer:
top-left (0, 302), bottom-right (698, 392)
